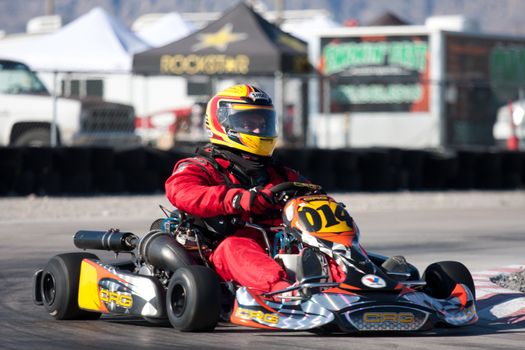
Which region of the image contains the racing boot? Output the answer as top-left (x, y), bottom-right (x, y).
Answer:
top-left (296, 248), bottom-right (328, 283)
top-left (296, 248), bottom-right (330, 297)
top-left (271, 280), bottom-right (300, 302)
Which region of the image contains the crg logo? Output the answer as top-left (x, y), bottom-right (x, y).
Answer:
top-left (236, 307), bottom-right (279, 324)
top-left (100, 288), bottom-right (133, 308)
top-left (363, 312), bottom-right (415, 324)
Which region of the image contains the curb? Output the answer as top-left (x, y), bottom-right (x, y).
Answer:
top-left (473, 264), bottom-right (525, 325)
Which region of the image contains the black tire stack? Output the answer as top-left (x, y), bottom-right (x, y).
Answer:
top-left (1, 146), bottom-right (524, 195)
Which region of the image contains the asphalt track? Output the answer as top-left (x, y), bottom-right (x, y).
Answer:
top-left (1, 194), bottom-right (524, 349)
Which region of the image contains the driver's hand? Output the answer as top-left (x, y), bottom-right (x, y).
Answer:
top-left (232, 186), bottom-right (274, 214)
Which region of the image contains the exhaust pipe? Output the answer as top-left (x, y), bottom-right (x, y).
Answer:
top-left (138, 230), bottom-right (192, 271)
top-left (74, 230), bottom-right (138, 252)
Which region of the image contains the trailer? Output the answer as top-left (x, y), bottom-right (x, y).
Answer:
top-left (315, 23), bottom-right (525, 149)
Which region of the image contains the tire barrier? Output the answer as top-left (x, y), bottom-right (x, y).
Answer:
top-left (421, 152), bottom-right (458, 190)
top-left (19, 147), bottom-right (58, 195)
top-left (0, 146), bottom-right (524, 196)
top-left (354, 149), bottom-right (393, 192)
top-left (500, 151), bottom-right (523, 189)
top-left (400, 150), bottom-right (426, 190)
top-left (54, 147), bottom-right (93, 194)
top-left (0, 147), bottom-right (23, 195)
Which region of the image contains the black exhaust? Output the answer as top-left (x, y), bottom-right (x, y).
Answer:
top-left (74, 230), bottom-right (138, 252)
top-left (138, 230), bottom-right (192, 271)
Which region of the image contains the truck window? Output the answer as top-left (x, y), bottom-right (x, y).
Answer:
top-left (0, 60), bottom-right (49, 96)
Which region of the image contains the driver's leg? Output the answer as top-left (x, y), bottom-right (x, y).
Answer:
top-left (210, 235), bottom-right (289, 293)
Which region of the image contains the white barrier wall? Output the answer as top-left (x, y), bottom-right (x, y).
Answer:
top-left (312, 113), bottom-right (440, 149)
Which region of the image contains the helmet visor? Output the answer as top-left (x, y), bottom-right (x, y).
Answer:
top-left (219, 105), bottom-right (277, 137)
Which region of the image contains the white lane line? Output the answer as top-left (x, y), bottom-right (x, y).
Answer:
top-left (477, 289), bottom-right (517, 299)
top-left (478, 298), bottom-right (525, 320)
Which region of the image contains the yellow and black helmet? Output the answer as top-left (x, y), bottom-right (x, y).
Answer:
top-left (205, 84), bottom-right (278, 157)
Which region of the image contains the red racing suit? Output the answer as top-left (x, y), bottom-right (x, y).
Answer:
top-left (165, 147), bottom-right (304, 293)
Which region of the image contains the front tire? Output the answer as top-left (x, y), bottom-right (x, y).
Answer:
top-left (166, 266), bottom-right (221, 332)
top-left (40, 252), bottom-right (101, 320)
top-left (422, 261), bottom-right (476, 300)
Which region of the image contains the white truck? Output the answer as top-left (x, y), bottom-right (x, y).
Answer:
top-left (0, 59), bottom-right (140, 146)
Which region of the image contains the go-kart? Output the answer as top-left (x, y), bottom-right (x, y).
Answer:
top-left (32, 182), bottom-right (477, 332)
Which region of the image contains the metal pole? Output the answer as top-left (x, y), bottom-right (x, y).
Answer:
top-left (142, 75), bottom-right (150, 141)
top-left (274, 70), bottom-right (285, 139)
top-left (51, 71), bottom-right (58, 147)
top-left (322, 77), bottom-right (330, 148)
top-left (301, 78), bottom-right (308, 147)
top-left (210, 75), bottom-right (218, 95)
top-left (45, 0), bottom-right (55, 15)
top-left (433, 30), bottom-right (446, 149)
top-left (344, 112), bottom-right (351, 147)
top-left (274, 0), bottom-right (284, 27)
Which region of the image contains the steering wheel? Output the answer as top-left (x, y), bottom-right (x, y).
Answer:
top-left (268, 182), bottom-right (324, 204)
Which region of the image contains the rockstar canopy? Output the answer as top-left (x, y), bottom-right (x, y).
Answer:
top-left (132, 2), bottom-right (311, 76)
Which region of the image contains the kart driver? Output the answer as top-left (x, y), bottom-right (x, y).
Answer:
top-left (165, 84), bottom-right (308, 294)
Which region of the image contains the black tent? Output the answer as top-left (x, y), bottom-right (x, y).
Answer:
top-left (132, 2), bottom-right (311, 76)
top-left (366, 12), bottom-right (411, 26)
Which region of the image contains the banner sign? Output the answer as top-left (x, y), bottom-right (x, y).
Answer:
top-left (320, 35), bottom-right (430, 113)
top-left (159, 54), bottom-right (250, 75)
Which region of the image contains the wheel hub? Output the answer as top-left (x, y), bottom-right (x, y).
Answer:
top-left (42, 272), bottom-right (56, 305)
top-left (171, 284), bottom-right (187, 317)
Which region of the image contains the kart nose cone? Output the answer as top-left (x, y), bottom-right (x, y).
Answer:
top-left (344, 306), bottom-right (431, 331)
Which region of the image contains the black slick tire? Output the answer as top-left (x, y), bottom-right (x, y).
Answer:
top-left (422, 261), bottom-right (476, 300)
top-left (40, 252), bottom-right (102, 320)
top-left (166, 266), bottom-right (221, 332)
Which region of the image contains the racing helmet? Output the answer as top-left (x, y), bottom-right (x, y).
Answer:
top-left (205, 84), bottom-right (278, 157)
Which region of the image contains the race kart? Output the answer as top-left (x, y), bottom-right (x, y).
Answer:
top-left (33, 182), bottom-right (477, 333)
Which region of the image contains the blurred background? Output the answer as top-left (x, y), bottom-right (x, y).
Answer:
top-left (2, 0), bottom-right (525, 195)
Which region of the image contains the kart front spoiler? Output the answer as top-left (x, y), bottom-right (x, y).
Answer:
top-left (231, 285), bottom-right (477, 332)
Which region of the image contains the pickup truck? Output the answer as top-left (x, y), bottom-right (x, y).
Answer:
top-left (0, 59), bottom-right (140, 147)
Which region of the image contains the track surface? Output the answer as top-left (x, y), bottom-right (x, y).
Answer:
top-left (1, 194), bottom-right (525, 349)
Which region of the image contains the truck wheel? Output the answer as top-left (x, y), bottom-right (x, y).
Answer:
top-left (166, 266), bottom-right (221, 332)
top-left (423, 261), bottom-right (476, 300)
top-left (14, 128), bottom-right (55, 147)
top-left (40, 252), bottom-right (101, 320)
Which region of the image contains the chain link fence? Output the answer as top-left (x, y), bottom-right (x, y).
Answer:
top-left (0, 61), bottom-right (312, 150)
top-left (2, 60), bottom-right (524, 150)
top-left (0, 62), bottom-right (213, 149)
top-left (316, 77), bottom-right (525, 150)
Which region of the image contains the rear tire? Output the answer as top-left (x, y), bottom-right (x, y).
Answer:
top-left (422, 261), bottom-right (476, 300)
top-left (40, 252), bottom-right (102, 320)
top-left (166, 266), bottom-right (221, 332)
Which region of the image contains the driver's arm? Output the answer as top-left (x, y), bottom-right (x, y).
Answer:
top-left (165, 160), bottom-right (243, 218)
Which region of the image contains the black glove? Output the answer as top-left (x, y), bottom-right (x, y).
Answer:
top-left (232, 186), bottom-right (274, 214)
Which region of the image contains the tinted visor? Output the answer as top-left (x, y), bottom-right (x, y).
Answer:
top-left (219, 105), bottom-right (277, 137)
